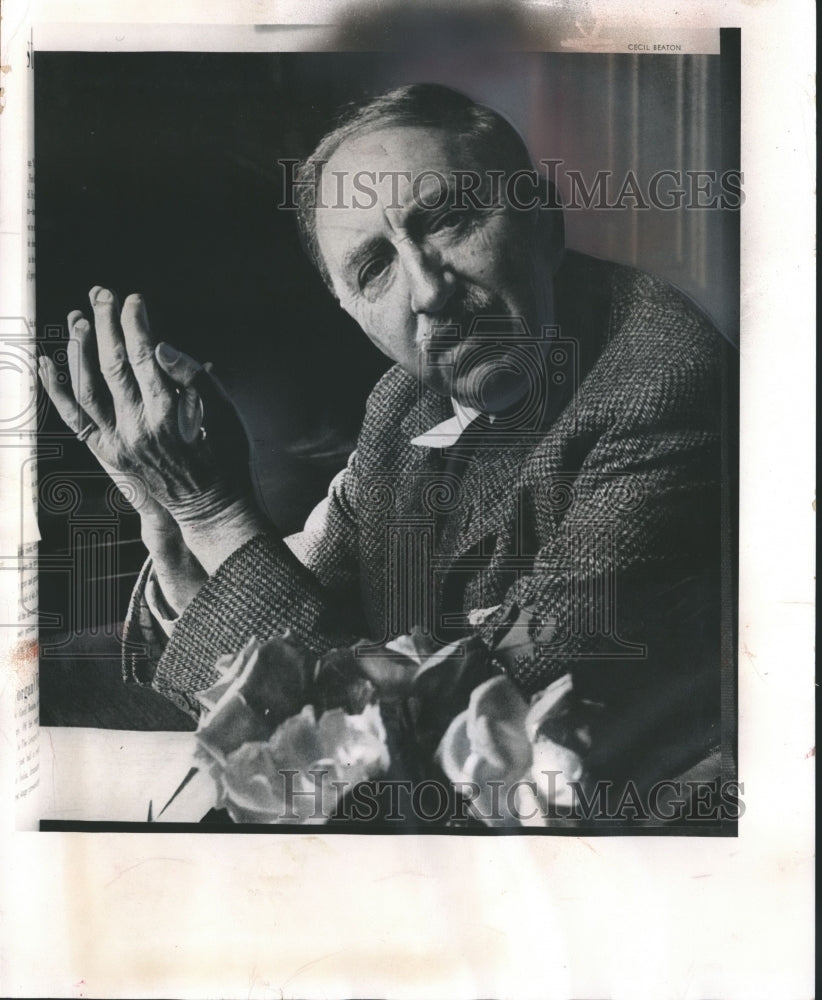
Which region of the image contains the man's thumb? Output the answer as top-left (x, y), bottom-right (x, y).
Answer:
top-left (155, 341), bottom-right (203, 387)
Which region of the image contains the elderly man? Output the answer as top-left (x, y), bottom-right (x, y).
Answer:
top-left (40, 84), bottom-right (729, 789)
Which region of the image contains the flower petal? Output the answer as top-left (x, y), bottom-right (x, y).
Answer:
top-left (318, 704), bottom-right (390, 783)
top-left (436, 711), bottom-right (471, 783)
top-left (531, 738), bottom-right (585, 809)
top-left (466, 676), bottom-right (532, 777)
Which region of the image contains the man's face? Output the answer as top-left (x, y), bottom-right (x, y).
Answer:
top-left (314, 125), bottom-right (550, 411)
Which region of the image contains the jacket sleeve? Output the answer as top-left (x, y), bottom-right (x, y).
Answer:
top-left (123, 451), bottom-right (365, 718)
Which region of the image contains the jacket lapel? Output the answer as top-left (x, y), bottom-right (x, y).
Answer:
top-left (446, 438), bottom-right (529, 560)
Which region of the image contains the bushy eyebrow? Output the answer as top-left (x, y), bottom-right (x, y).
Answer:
top-left (341, 235), bottom-right (392, 285)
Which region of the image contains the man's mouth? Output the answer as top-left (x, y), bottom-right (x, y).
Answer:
top-left (421, 293), bottom-right (516, 354)
top-left (423, 316), bottom-right (527, 367)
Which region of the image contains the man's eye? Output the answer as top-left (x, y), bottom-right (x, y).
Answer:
top-left (429, 210), bottom-right (464, 233)
top-left (358, 257), bottom-right (391, 288)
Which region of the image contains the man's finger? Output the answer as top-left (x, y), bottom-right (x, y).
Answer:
top-left (38, 356), bottom-right (103, 448)
top-left (89, 285), bottom-right (141, 417)
top-left (177, 387), bottom-right (205, 444)
top-left (121, 293), bottom-right (173, 414)
top-left (155, 343), bottom-right (211, 442)
top-left (67, 314), bottom-right (115, 432)
top-left (154, 341), bottom-right (204, 388)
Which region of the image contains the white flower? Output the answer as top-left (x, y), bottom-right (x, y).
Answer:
top-left (438, 673), bottom-right (590, 827)
top-left (437, 675), bottom-right (533, 826)
top-left (213, 703), bottom-right (389, 825)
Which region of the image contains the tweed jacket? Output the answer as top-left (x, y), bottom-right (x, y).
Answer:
top-left (124, 251), bottom-right (731, 780)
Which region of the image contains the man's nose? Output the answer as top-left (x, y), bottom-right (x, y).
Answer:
top-left (400, 244), bottom-right (455, 314)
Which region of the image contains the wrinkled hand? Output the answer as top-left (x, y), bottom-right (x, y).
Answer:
top-left (39, 286), bottom-right (253, 524)
top-left (39, 287), bottom-right (267, 573)
top-left (40, 328), bottom-right (207, 613)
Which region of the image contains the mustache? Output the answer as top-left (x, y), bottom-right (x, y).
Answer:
top-left (420, 288), bottom-right (509, 349)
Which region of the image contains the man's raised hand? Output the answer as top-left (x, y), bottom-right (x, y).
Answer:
top-left (39, 287), bottom-right (267, 575)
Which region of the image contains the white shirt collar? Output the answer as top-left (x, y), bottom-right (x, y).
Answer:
top-left (410, 398), bottom-right (496, 448)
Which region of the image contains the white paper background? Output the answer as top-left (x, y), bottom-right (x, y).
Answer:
top-left (0, 0), bottom-right (815, 996)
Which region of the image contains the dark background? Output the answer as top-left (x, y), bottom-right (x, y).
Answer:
top-left (35, 46), bottom-right (739, 725)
